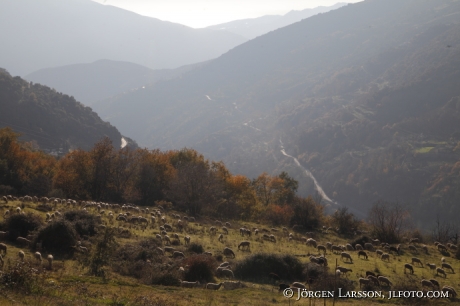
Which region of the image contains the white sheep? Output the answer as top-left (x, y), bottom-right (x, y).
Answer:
top-left (34, 251), bottom-right (42, 263)
top-left (180, 280), bottom-right (201, 288)
top-left (206, 282), bottom-right (223, 290)
top-left (340, 252), bottom-right (353, 263)
top-left (172, 251), bottom-right (185, 259)
top-left (0, 243), bottom-right (7, 255)
top-left (18, 250), bottom-right (25, 261)
top-left (220, 268), bottom-right (234, 279)
top-left (336, 266), bottom-right (352, 275)
top-left (222, 281), bottom-right (242, 290)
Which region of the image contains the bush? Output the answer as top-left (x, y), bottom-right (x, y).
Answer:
top-left (151, 272), bottom-right (181, 287)
top-left (183, 254), bottom-right (217, 283)
top-left (187, 243), bottom-right (204, 254)
top-left (234, 253), bottom-right (303, 283)
top-left (64, 210), bottom-right (100, 237)
top-left (0, 212), bottom-right (43, 242)
top-left (34, 220), bottom-right (77, 257)
top-left (0, 261), bottom-right (40, 293)
top-left (350, 236), bottom-right (370, 248)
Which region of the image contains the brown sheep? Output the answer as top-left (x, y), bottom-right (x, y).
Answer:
top-left (340, 252), bottom-right (353, 263)
top-left (238, 241), bottom-right (250, 251)
top-left (411, 257), bottom-right (423, 267)
top-left (436, 268), bottom-right (446, 278)
top-left (404, 263), bottom-right (414, 274)
top-left (441, 262), bottom-right (454, 273)
top-left (357, 250), bottom-right (368, 260)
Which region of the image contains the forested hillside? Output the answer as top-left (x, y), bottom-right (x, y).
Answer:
top-left (93, 0), bottom-right (460, 224)
top-left (0, 69), bottom-right (123, 153)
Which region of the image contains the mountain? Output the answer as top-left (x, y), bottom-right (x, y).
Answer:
top-left (0, 0), bottom-right (246, 76)
top-left (0, 68), bottom-right (125, 152)
top-left (92, 0), bottom-right (460, 224)
top-left (24, 60), bottom-right (207, 106)
top-left (206, 3), bottom-right (347, 39)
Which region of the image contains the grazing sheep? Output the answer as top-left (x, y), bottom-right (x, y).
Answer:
top-left (222, 227), bottom-right (228, 235)
top-left (221, 269), bottom-right (234, 279)
top-left (184, 236), bottom-right (191, 245)
top-left (0, 243), bottom-right (7, 255)
top-left (317, 245), bottom-right (327, 255)
top-left (421, 245), bottom-right (428, 254)
top-left (420, 279), bottom-right (434, 288)
top-left (346, 244), bottom-right (354, 251)
top-left (437, 244), bottom-right (447, 252)
top-left (173, 251), bottom-right (185, 259)
top-left (218, 234), bottom-right (224, 242)
top-left (426, 263), bottom-right (436, 271)
top-left (357, 250), bottom-right (368, 260)
top-left (358, 277), bottom-right (370, 288)
top-left (16, 236), bottom-right (31, 246)
top-left (364, 243), bottom-right (375, 251)
top-left (18, 250), bottom-right (25, 261)
top-left (291, 282), bottom-right (306, 289)
top-left (441, 257), bottom-right (446, 263)
top-left (389, 245), bottom-right (400, 255)
top-left (47, 254), bottom-right (53, 270)
top-left (34, 252), bottom-right (42, 263)
top-left (223, 247), bottom-right (235, 258)
top-left (377, 276), bottom-right (392, 287)
top-left (436, 268), bottom-right (446, 278)
top-left (336, 266), bottom-right (352, 275)
top-left (355, 244), bottom-right (363, 251)
top-left (181, 281), bottom-right (201, 288)
top-left (331, 245), bottom-right (342, 254)
top-left (441, 262), bottom-right (454, 273)
top-left (367, 275), bottom-right (379, 286)
top-left (381, 253), bottom-right (390, 262)
top-left (340, 252), bottom-right (353, 263)
top-left (163, 235), bottom-right (171, 245)
top-left (429, 279), bottom-right (440, 289)
top-left (306, 238), bottom-right (317, 248)
top-left (222, 281), bottom-right (242, 290)
top-left (404, 263), bottom-right (414, 274)
top-left (2, 196), bottom-right (7, 204)
top-left (411, 257), bottom-right (423, 267)
top-left (206, 282), bottom-right (223, 290)
top-left (441, 286), bottom-right (457, 298)
top-left (326, 242), bottom-right (333, 250)
top-left (238, 241), bottom-right (250, 251)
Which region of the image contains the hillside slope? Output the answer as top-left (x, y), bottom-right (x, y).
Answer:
top-left (0, 68), bottom-right (123, 152)
top-left (93, 0), bottom-right (460, 223)
top-left (0, 0), bottom-right (246, 76)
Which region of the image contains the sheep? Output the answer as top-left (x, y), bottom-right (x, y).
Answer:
top-left (421, 245), bottom-right (428, 254)
top-left (403, 262), bottom-right (415, 274)
top-left (269, 234), bottom-right (276, 243)
top-left (389, 245), bottom-right (400, 255)
top-left (331, 245), bottom-right (342, 254)
top-left (306, 238), bottom-right (317, 248)
top-left (367, 275), bottom-right (379, 286)
top-left (408, 245), bottom-right (418, 253)
top-left (18, 250), bottom-right (25, 261)
top-left (173, 251), bottom-right (185, 259)
top-left (355, 244), bottom-right (363, 251)
top-left (0, 243), bottom-right (7, 255)
top-left (317, 245), bottom-right (327, 255)
top-left (340, 252), bottom-right (353, 263)
top-left (364, 243), bottom-right (375, 251)
top-left (218, 234), bottom-right (224, 242)
top-left (291, 282), bottom-right (306, 289)
top-left (377, 276), bottom-right (392, 287)
top-left (238, 241), bottom-right (250, 251)
top-left (16, 236), bottom-right (31, 246)
top-left (411, 257), bottom-right (423, 267)
top-left (441, 262), bottom-right (454, 273)
top-left (358, 277), bottom-right (370, 288)
top-left (421, 279), bottom-right (434, 288)
top-left (376, 249), bottom-right (383, 257)
top-left (206, 282), bottom-right (223, 290)
top-left (219, 262), bottom-right (230, 269)
top-left (357, 250), bottom-right (368, 260)
top-left (2, 196), bottom-right (7, 203)
top-left (441, 286), bottom-right (457, 298)
top-left (441, 257), bottom-right (446, 263)
top-left (47, 254), bottom-right (53, 270)
top-left (181, 281), bottom-right (201, 288)
top-left (336, 266), bottom-right (352, 275)
top-left (222, 227), bottom-right (228, 235)
top-left (346, 244), bottom-right (354, 251)
top-left (220, 269), bottom-right (234, 279)
top-left (436, 267), bottom-right (446, 278)
top-left (34, 252), bottom-right (42, 263)
top-left (223, 247), bottom-right (235, 258)
top-left (381, 253), bottom-right (390, 262)
top-left (426, 263), bottom-right (436, 271)
top-left (225, 222), bottom-right (231, 228)
top-left (222, 281), bottom-right (242, 290)
top-left (429, 279), bottom-right (440, 289)
top-left (163, 235), bottom-right (171, 245)
top-left (437, 244), bottom-right (447, 252)
top-left (184, 236), bottom-right (191, 245)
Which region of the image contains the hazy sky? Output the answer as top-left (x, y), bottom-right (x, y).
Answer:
top-left (91, 0), bottom-right (363, 28)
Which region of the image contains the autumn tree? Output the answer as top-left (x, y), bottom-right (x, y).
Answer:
top-left (332, 207), bottom-right (360, 236)
top-left (289, 196), bottom-right (323, 230)
top-left (368, 201), bottom-right (410, 243)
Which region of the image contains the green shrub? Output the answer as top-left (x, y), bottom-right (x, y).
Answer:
top-left (234, 253), bottom-right (303, 283)
top-left (64, 210), bottom-right (100, 237)
top-left (34, 220), bottom-right (77, 257)
top-left (183, 254), bottom-right (217, 283)
top-left (187, 243), bottom-right (204, 254)
top-left (0, 212), bottom-right (43, 242)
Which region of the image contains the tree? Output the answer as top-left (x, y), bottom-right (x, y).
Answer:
top-left (431, 215), bottom-right (459, 244)
top-left (289, 196), bottom-right (323, 230)
top-left (332, 207), bottom-right (360, 236)
top-left (368, 201), bottom-right (410, 243)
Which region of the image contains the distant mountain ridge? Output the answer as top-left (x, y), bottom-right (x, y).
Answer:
top-left (206, 3), bottom-right (347, 39)
top-left (92, 0), bottom-right (460, 224)
top-left (0, 69), bottom-right (125, 152)
top-left (25, 60), bottom-right (207, 106)
top-left (0, 0), bottom-right (246, 76)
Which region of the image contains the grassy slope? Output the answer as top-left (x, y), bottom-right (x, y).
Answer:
top-left (0, 201), bottom-right (458, 305)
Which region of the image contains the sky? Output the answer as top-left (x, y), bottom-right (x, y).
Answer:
top-left (91, 0), bottom-right (363, 28)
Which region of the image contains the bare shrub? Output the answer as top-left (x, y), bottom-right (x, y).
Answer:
top-left (183, 254), bottom-right (217, 283)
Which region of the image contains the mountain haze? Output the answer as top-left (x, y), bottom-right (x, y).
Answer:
top-left (206, 3), bottom-right (347, 39)
top-left (25, 60), bottom-right (206, 106)
top-left (94, 0), bottom-right (460, 224)
top-left (0, 0), bottom-right (246, 76)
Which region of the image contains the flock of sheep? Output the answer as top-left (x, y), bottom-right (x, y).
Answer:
top-left (1, 194), bottom-right (459, 298)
